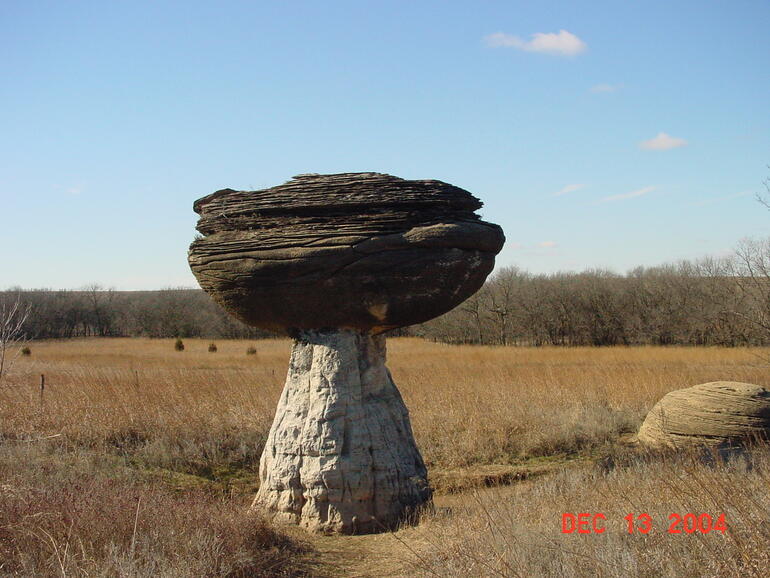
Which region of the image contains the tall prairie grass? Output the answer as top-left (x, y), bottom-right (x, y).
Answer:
top-left (0, 444), bottom-right (313, 577)
top-left (2, 339), bottom-right (768, 475)
top-left (398, 446), bottom-right (770, 577)
top-left (1, 338), bottom-right (768, 576)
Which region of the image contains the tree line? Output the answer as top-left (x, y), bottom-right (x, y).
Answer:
top-left (2, 236), bottom-right (768, 346)
top-left (0, 286), bottom-right (270, 340)
top-left (416, 237), bottom-right (770, 346)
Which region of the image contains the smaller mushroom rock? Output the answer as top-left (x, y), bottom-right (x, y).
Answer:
top-left (637, 381), bottom-right (770, 448)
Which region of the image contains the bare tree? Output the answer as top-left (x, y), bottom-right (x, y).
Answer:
top-left (459, 285), bottom-right (490, 344)
top-left (0, 294), bottom-right (31, 385)
top-left (729, 237), bottom-right (770, 340)
top-left (487, 266), bottom-right (527, 345)
top-left (84, 283), bottom-right (117, 336)
top-left (756, 168), bottom-right (770, 211)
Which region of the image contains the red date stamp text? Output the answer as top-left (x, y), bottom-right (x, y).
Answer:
top-left (561, 512), bottom-right (727, 534)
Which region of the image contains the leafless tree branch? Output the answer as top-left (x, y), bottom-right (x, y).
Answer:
top-left (756, 168), bottom-right (770, 211)
top-left (0, 294), bottom-right (31, 385)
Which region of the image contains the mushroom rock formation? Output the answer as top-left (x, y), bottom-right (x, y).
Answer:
top-left (188, 172), bottom-right (505, 533)
top-left (637, 381), bottom-right (770, 448)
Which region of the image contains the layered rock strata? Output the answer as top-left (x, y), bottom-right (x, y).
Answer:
top-left (188, 172), bottom-right (504, 533)
top-left (637, 381), bottom-right (770, 448)
top-left (188, 172), bottom-right (505, 333)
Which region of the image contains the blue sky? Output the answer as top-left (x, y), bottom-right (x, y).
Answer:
top-left (2, 0), bottom-right (768, 290)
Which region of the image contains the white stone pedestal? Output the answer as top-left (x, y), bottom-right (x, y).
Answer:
top-left (252, 330), bottom-right (431, 533)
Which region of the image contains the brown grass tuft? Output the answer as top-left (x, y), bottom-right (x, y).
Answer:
top-left (0, 444), bottom-right (312, 577)
top-left (398, 445), bottom-right (770, 577)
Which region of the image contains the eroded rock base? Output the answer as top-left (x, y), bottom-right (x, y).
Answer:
top-left (252, 330), bottom-right (431, 533)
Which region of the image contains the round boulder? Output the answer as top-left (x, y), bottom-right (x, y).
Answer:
top-left (637, 381), bottom-right (770, 448)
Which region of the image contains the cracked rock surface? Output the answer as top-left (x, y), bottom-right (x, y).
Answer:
top-left (188, 172), bottom-right (503, 533)
top-left (637, 381), bottom-right (770, 448)
top-left (188, 172), bottom-right (505, 333)
top-left (252, 330), bottom-right (430, 533)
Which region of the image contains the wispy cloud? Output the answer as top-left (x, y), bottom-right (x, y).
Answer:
top-left (538, 241), bottom-right (559, 248)
top-left (484, 30), bottom-right (587, 56)
top-left (601, 186), bottom-right (656, 202)
top-left (552, 183), bottom-right (585, 196)
top-left (691, 191), bottom-right (751, 207)
top-left (590, 83), bottom-right (621, 93)
top-left (55, 181), bottom-right (85, 195)
top-left (639, 132), bottom-right (687, 150)
top-left (508, 242), bottom-right (523, 249)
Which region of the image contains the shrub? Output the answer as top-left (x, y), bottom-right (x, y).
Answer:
top-left (208, 343), bottom-right (217, 353)
top-left (0, 447), bottom-right (312, 577)
top-left (174, 338), bottom-right (184, 352)
top-left (20, 347), bottom-right (31, 356)
top-left (246, 346), bottom-right (257, 355)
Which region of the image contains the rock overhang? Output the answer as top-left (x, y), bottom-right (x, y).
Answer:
top-left (188, 172), bottom-right (505, 333)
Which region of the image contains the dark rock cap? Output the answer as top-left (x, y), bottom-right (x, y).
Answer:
top-left (189, 172), bottom-right (505, 333)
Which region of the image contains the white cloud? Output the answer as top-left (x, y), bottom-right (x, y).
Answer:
top-left (553, 183), bottom-right (585, 196)
top-left (538, 241), bottom-right (559, 248)
top-left (485, 30), bottom-right (587, 56)
top-left (590, 83), bottom-right (621, 93)
top-left (508, 242), bottom-right (523, 249)
top-left (639, 132), bottom-right (687, 150)
top-left (601, 186), bottom-right (656, 202)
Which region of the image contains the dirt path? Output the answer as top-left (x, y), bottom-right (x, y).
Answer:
top-left (294, 459), bottom-right (586, 577)
top-left (308, 532), bottom-right (416, 577)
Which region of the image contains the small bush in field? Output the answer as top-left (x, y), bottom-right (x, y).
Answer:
top-left (208, 343), bottom-right (217, 352)
top-left (20, 347), bottom-right (31, 356)
top-left (174, 338), bottom-right (184, 352)
top-left (246, 346), bottom-right (257, 355)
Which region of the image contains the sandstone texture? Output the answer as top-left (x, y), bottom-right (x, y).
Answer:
top-left (253, 330), bottom-right (430, 533)
top-left (637, 381), bottom-right (770, 448)
top-left (189, 172), bottom-right (503, 533)
top-left (188, 172), bottom-right (505, 334)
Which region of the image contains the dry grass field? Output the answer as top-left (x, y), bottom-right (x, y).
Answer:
top-left (1, 338), bottom-right (769, 576)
